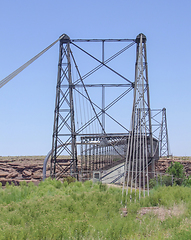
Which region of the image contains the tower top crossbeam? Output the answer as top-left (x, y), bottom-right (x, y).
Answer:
top-left (59, 34), bottom-right (136, 43)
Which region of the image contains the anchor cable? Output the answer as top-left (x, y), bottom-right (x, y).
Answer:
top-left (0, 35), bottom-right (64, 88)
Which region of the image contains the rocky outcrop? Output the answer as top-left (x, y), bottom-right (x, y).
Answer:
top-left (0, 157), bottom-right (45, 186)
top-left (0, 156), bottom-right (191, 186)
top-left (0, 171), bottom-right (9, 178)
top-left (155, 157), bottom-right (191, 176)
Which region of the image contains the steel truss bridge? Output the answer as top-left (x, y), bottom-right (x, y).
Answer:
top-left (0, 33), bottom-right (170, 196)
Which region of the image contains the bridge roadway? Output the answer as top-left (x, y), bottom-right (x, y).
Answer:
top-left (101, 162), bottom-right (125, 184)
top-left (43, 143), bottom-right (126, 183)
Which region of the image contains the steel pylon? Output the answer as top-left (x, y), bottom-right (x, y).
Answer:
top-left (148, 108), bottom-right (170, 158)
top-left (50, 34), bottom-right (78, 179)
top-left (50, 35), bottom-right (137, 180)
top-left (159, 108), bottom-right (169, 157)
top-left (123, 33), bottom-right (154, 199)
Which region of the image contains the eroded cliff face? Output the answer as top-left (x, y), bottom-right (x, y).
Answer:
top-left (0, 156), bottom-right (46, 186)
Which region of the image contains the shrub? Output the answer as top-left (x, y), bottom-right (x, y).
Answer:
top-left (63, 176), bottom-right (76, 184)
top-left (98, 182), bottom-right (107, 191)
top-left (150, 162), bottom-right (186, 188)
top-left (166, 162), bottom-right (185, 185)
top-left (149, 174), bottom-right (173, 188)
top-left (183, 175), bottom-right (191, 187)
top-left (162, 175), bottom-right (173, 186)
top-left (167, 162), bottom-right (185, 178)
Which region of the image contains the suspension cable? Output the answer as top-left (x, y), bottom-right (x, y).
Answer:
top-left (0, 35), bottom-right (65, 88)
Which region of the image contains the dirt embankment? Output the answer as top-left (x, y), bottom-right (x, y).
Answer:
top-left (0, 156), bottom-right (191, 186)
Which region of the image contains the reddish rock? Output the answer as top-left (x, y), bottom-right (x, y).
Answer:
top-left (0, 167), bottom-right (10, 172)
top-left (16, 166), bottom-right (25, 171)
top-left (22, 170), bottom-right (32, 177)
top-left (32, 166), bottom-right (42, 171)
top-left (6, 172), bottom-right (18, 179)
top-left (9, 168), bottom-right (16, 173)
top-left (32, 174), bottom-right (42, 179)
top-left (8, 162), bottom-right (21, 167)
top-left (0, 171), bottom-right (9, 178)
top-left (0, 178), bottom-right (8, 186)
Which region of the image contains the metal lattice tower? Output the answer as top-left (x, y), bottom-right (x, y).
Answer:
top-left (146, 108), bottom-right (170, 158)
top-left (123, 33), bottom-right (154, 200)
top-left (50, 34), bottom-right (136, 180)
top-left (51, 35), bottom-right (78, 179)
top-left (49, 33), bottom-right (163, 184)
top-left (159, 108), bottom-right (169, 157)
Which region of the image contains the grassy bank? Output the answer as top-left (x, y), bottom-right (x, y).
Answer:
top-left (0, 179), bottom-right (191, 239)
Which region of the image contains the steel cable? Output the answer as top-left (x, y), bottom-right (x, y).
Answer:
top-left (0, 35), bottom-right (64, 88)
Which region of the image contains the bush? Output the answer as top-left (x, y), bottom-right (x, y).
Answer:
top-left (150, 162), bottom-right (187, 188)
top-left (149, 174), bottom-right (173, 188)
top-left (162, 175), bottom-right (173, 186)
top-left (167, 162), bottom-right (185, 178)
top-left (183, 176), bottom-right (191, 187)
top-left (63, 176), bottom-right (76, 184)
top-left (166, 162), bottom-right (185, 185)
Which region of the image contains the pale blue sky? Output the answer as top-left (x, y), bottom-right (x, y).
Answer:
top-left (0, 0), bottom-right (191, 156)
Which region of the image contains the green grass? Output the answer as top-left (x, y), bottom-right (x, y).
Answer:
top-left (0, 180), bottom-right (191, 239)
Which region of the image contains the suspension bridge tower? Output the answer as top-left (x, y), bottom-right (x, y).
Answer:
top-left (123, 33), bottom-right (155, 199)
top-left (160, 108), bottom-right (170, 157)
top-left (49, 33), bottom-right (159, 185)
top-left (50, 34), bottom-right (78, 179)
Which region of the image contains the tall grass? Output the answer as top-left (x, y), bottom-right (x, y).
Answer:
top-left (0, 180), bottom-right (191, 239)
